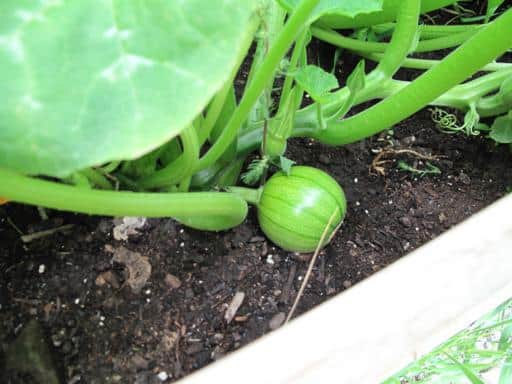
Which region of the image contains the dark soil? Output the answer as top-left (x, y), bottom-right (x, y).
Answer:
top-left (2, 112), bottom-right (511, 383)
top-left (2, 3), bottom-right (512, 383)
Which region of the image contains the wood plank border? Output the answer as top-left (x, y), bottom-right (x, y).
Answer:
top-left (180, 194), bottom-right (512, 384)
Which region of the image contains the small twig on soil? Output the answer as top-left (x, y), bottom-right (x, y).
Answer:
top-left (280, 263), bottom-right (297, 304)
top-left (12, 298), bottom-right (41, 305)
top-left (422, 12), bottom-right (437, 25)
top-left (37, 206), bottom-right (48, 221)
top-left (286, 208), bottom-right (340, 324)
top-left (20, 224), bottom-right (74, 243)
top-left (370, 148), bottom-right (440, 176)
top-left (224, 291), bottom-right (245, 324)
top-left (4, 216), bottom-right (24, 236)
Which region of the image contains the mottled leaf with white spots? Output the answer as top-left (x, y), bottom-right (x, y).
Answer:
top-left (0, 0), bottom-right (256, 176)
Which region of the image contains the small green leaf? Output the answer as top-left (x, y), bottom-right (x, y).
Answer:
top-left (242, 157), bottom-right (269, 186)
top-left (278, 156), bottom-right (295, 175)
top-left (347, 60), bottom-right (366, 93)
top-left (499, 355), bottom-right (512, 384)
top-left (490, 113), bottom-right (512, 144)
top-left (277, 0), bottom-right (383, 24)
top-left (294, 65), bottom-right (339, 103)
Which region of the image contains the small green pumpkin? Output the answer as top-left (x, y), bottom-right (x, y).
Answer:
top-left (257, 166), bottom-right (346, 252)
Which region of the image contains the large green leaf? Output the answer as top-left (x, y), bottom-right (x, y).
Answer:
top-left (0, 0), bottom-right (256, 177)
top-left (277, 0), bottom-right (383, 24)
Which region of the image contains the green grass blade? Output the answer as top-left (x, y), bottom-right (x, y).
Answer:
top-left (499, 325), bottom-right (512, 352)
top-left (499, 355), bottom-right (512, 384)
top-left (443, 352), bottom-right (485, 384)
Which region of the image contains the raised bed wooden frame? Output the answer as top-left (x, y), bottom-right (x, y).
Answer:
top-left (180, 193), bottom-right (512, 383)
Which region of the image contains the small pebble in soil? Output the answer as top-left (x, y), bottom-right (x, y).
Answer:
top-left (402, 135), bottom-right (416, 145)
top-left (68, 375), bottom-right (81, 384)
top-left (164, 274), bottom-right (182, 289)
top-left (38, 264), bottom-right (46, 274)
top-left (458, 171), bottom-right (471, 185)
top-left (399, 216), bottom-right (412, 228)
top-left (318, 154), bottom-right (331, 165)
top-left (269, 312), bottom-right (286, 330)
top-left (157, 371), bottom-right (169, 381)
top-left (160, 330), bottom-right (178, 351)
top-left (130, 354), bottom-right (149, 371)
top-left (185, 342), bottom-right (204, 355)
top-left (266, 254), bottom-right (274, 265)
top-left (342, 280), bottom-right (352, 289)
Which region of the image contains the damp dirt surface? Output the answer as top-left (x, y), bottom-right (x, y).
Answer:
top-left (2, 4), bottom-right (512, 383)
top-left (2, 112), bottom-right (511, 383)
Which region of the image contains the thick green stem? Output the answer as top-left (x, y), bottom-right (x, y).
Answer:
top-left (0, 169), bottom-right (248, 230)
top-left (278, 29), bottom-right (309, 112)
top-left (194, 0), bottom-right (320, 173)
top-left (265, 86), bottom-right (300, 157)
top-left (418, 23), bottom-right (483, 39)
top-left (315, 9), bottom-right (512, 145)
top-left (450, 68), bottom-right (512, 102)
top-left (294, 0), bottom-right (420, 126)
top-left (238, 69), bottom-right (512, 153)
top-left (138, 124), bottom-right (199, 189)
top-left (476, 93), bottom-right (512, 117)
top-left (361, 52), bottom-right (512, 72)
top-left (226, 186), bottom-right (262, 205)
top-left (79, 168), bottom-right (113, 190)
top-left (312, 26), bottom-right (476, 54)
top-left (316, 103), bottom-right (326, 130)
top-left (378, 23), bottom-right (483, 40)
top-left (311, 27), bottom-right (384, 53)
top-left (417, 28), bottom-right (478, 52)
top-left (376, 68), bottom-right (512, 108)
top-left (374, 0), bottom-right (420, 78)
